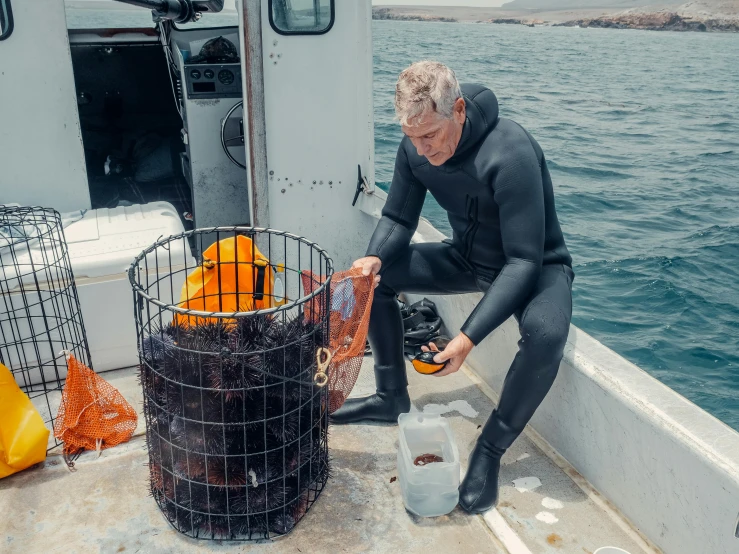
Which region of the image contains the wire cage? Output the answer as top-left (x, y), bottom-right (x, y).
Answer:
top-left (129, 227), bottom-right (334, 541)
top-left (0, 206), bottom-right (92, 450)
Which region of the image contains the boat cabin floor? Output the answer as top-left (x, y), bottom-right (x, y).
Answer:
top-left (70, 39), bottom-right (194, 231)
top-left (1, 358), bottom-right (656, 554)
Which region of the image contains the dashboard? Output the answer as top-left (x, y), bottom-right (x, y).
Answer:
top-left (184, 62), bottom-right (241, 98)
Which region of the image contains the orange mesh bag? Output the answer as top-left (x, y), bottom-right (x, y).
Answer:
top-left (53, 354), bottom-right (138, 466)
top-left (301, 267), bottom-right (374, 413)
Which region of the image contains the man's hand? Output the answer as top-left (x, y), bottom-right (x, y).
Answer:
top-left (421, 333), bottom-right (474, 377)
top-left (352, 256), bottom-right (382, 288)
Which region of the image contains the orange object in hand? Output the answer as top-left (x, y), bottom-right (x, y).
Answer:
top-left (412, 351), bottom-right (448, 375)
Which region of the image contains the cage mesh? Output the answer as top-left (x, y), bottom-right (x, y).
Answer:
top-left (0, 206), bottom-right (92, 450)
top-left (130, 227), bottom-right (333, 540)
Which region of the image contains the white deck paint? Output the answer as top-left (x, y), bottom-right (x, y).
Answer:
top-left (512, 476), bottom-right (542, 493)
top-left (483, 509), bottom-right (534, 554)
top-left (535, 511), bottom-right (559, 524)
top-left (542, 497), bottom-right (564, 510)
top-left (422, 399), bottom-right (479, 418)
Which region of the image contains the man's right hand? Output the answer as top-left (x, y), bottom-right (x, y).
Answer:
top-left (352, 256), bottom-right (382, 288)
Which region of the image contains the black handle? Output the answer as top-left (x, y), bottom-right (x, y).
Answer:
top-left (109, 0), bottom-right (224, 22)
top-left (352, 164), bottom-right (365, 207)
top-left (111, 0), bottom-right (169, 11)
top-left (0, 0), bottom-right (14, 42)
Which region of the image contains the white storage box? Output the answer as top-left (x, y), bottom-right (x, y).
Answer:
top-left (2, 202), bottom-right (194, 385)
top-left (66, 202), bottom-right (195, 373)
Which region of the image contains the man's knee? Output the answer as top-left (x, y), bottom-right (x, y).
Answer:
top-left (374, 279), bottom-right (398, 300)
top-left (519, 300), bottom-right (571, 364)
top-left (376, 252), bottom-right (409, 296)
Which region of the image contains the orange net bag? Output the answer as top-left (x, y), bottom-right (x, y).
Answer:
top-left (53, 354), bottom-right (138, 466)
top-left (301, 267), bottom-right (374, 414)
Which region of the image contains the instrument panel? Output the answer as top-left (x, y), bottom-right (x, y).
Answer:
top-left (184, 63), bottom-right (241, 99)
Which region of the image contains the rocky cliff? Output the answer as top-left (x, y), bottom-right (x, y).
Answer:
top-left (555, 6), bottom-right (739, 31)
top-left (373, 8), bottom-right (457, 23)
top-left (371, 3), bottom-right (739, 32)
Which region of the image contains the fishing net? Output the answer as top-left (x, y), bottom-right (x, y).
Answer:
top-left (301, 267), bottom-right (374, 414)
top-left (53, 353), bottom-right (138, 466)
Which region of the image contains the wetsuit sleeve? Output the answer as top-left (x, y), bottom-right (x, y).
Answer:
top-left (460, 154), bottom-right (545, 345)
top-left (365, 142), bottom-right (427, 265)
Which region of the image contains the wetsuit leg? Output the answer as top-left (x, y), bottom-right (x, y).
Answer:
top-left (459, 264), bottom-right (574, 513)
top-left (331, 242), bottom-right (480, 424)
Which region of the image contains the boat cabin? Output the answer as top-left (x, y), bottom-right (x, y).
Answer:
top-left (0, 2), bottom-right (738, 553)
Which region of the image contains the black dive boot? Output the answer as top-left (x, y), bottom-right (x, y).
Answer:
top-left (459, 410), bottom-right (520, 513)
top-left (328, 380), bottom-right (410, 424)
top-left (330, 285), bottom-right (410, 424)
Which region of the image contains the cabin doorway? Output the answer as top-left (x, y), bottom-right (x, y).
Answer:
top-left (65, 3), bottom-right (248, 233)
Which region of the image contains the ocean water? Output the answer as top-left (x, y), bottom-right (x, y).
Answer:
top-left (64, 9), bottom-right (738, 430)
top-left (374, 21), bottom-right (739, 431)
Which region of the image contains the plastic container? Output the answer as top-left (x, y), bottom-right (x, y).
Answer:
top-left (397, 412), bottom-right (460, 517)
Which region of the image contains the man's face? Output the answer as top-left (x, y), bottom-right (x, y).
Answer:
top-left (401, 98), bottom-right (466, 166)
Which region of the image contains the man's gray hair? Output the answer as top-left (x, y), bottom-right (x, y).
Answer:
top-left (395, 61), bottom-right (462, 126)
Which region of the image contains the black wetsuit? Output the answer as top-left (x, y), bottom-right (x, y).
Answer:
top-left (333, 83), bottom-right (574, 513)
top-left (367, 83), bottom-right (572, 346)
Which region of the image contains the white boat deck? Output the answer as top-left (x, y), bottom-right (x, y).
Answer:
top-left (0, 358), bottom-right (658, 554)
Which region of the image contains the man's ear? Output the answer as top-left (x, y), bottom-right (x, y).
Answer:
top-left (454, 97), bottom-right (466, 124)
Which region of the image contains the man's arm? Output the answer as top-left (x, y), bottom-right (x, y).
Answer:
top-left (460, 152), bottom-right (545, 345)
top-left (365, 141), bottom-right (427, 266)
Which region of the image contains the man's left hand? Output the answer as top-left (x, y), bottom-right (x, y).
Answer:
top-left (421, 333), bottom-right (474, 377)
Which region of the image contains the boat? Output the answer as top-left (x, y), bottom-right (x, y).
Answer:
top-left (1, 1), bottom-right (738, 553)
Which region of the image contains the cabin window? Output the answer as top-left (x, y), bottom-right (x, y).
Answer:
top-left (269, 0), bottom-right (334, 35)
top-left (0, 0), bottom-right (13, 41)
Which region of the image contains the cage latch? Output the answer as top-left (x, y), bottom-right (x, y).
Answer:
top-left (314, 348), bottom-right (331, 388)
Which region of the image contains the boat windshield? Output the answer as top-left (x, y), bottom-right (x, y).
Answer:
top-left (64, 0), bottom-right (239, 30)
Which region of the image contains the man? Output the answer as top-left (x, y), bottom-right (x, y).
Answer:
top-left (331, 61), bottom-right (574, 514)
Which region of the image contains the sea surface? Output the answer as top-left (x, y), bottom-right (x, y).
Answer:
top-left (66, 9), bottom-right (739, 430)
top-left (374, 21), bottom-right (739, 431)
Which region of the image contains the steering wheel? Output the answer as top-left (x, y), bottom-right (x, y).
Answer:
top-left (221, 101), bottom-right (246, 169)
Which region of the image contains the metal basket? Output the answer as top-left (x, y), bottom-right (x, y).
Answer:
top-left (0, 206), bottom-right (92, 450)
top-left (129, 227), bottom-right (334, 540)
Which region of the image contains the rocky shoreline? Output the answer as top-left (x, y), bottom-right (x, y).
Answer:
top-left (554, 12), bottom-right (739, 31)
top-left (371, 6), bottom-right (739, 33)
top-left (373, 8), bottom-right (457, 23)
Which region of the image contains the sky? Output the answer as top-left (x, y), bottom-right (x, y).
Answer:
top-left (71, 0), bottom-right (239, 6)
top-left (71, 0), bottom-right (507, 7)
top-left (373, 1), bottom-right (507, 5)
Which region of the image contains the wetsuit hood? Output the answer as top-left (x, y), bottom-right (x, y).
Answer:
top-left (449, 84), bottom-right (500, 163)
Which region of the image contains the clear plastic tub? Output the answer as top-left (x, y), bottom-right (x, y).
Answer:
top-left (397, 412), bottom-right (460, 517)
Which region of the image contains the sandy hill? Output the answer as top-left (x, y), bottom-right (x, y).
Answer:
top-left (503, 0), bottom-right (739, 16)
top-left (502, 0), bottom-right (669, 7)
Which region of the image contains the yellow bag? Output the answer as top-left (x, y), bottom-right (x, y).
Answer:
top-left (176, 235), bottom-right (274, 326)
top-left (0, 362), bottom-right (50, 479)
